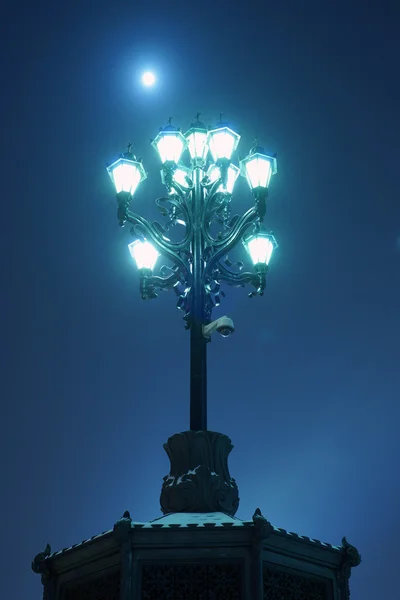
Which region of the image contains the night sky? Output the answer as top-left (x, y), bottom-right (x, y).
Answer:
top-left (1, 1), bottom-right (399, 598)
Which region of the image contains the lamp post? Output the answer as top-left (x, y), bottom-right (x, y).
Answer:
top-left (107, 117), bottom-right (278, 432)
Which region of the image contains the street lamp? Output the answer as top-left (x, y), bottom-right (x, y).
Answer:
top-left (171, 165), bottom-right (192, 190)
top-left (106, 149), bottom-right (147, 195)
top-left (240, 146), bottom-right (277, 191)
top-left (185, 114), bottom-right (209, 166)
top-left (128, 239), bottom-right (159, 271)
top-left (243, 230), bottom-right (278, 297)
top-left (152, 120), bottom-right (187, 164)
top-left (207, 163), bottom-right (240, 194)
top-left (239, 145), bottom-right (277, 219)
top-left (207, 124), bottom-right (240, 162)
top-left (107, 117), bottom-right (278, 431)
top-left (129, 239), bottom-right (160, 300)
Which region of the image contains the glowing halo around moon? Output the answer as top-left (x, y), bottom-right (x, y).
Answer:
top-left (141, 71), bottom-right (156, 87)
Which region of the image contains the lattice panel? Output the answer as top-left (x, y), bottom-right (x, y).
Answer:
top-left (63, 569), bottom-right (120, 600)
top-left (141, 562), bottom-right (242, 599)
top-left (263, 565), bottom-right (330, 600)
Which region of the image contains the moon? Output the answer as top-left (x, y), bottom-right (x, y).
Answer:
top-left (141, 71), bottom-right (156, 87)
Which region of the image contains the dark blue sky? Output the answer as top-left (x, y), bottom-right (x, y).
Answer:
top-left (1, 1), bottom-right (399, 598)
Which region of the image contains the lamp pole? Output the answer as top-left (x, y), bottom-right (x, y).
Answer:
top-left (107, 116), bottom-right (278, 433)
top-left (190, 165), bottom-right (208, 430)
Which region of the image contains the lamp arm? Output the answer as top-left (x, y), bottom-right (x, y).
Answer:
top-left (154, 185), bottom-right (193, 245)
top-left (204, 207), bottom-right (259, 278)
top-left (159, 163), bottom-right (194, 228)
top-left (201, 177), bottom-right (232, 245)
top-left (125, 210), bottom-right (191, 283)
top-left (117, 186), bottom-right (192, 251)
top-left (150, 272), bottom-right (181, 288)
top-left (212, 262), bottom-right (267, 297)
top-left (212, 262), bottom-right (259, 287)
top-left (139, 267), bottom-right (182, 300)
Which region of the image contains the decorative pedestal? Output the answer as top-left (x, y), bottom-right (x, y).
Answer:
top-left (32, 509), bottom-right (361, 600)
top-left (32, 429), bottom-right (361, 600)
top-left (160, 430), bottom-right (240, 516)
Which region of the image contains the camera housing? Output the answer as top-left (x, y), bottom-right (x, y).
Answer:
top-left (203, 316), bottom-right (235, 340)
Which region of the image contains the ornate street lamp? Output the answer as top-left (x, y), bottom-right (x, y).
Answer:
top-left (207, 124), bottom-right (240, 162)
top-left (185, 113), bottom-right (209, 166)
top-left (128, 239), bottom-right (159, 271)
top-left (243, 230), bottom-right (278, 297)
top-left (107, 117), bottom-right (278, 432)
top-left (107, 148), bottom-right (147, 196)
top-left (245, 231), bottom-right (276, 267)
top-left (240, 147), bottom-right (277, 191)
top-left (207, 163), bottom-right (240, 194)
top-left (169, 164), bottom-right (192, 193)
top-left (239, 144), bottom-right (277, 220)
top-left (152, 119), bottom-right (187, 165)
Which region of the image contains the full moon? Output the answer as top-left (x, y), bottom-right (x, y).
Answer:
top-left (141, 71), bottom-right (156, 87)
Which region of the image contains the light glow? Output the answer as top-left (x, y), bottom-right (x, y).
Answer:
top-left (141, 71), bottom-right (156, 87)
top-left (169, 166), bottom-right (192, 195)
top-left (153, 130), bottom-right (186, 164)
top-left (240, 151), bottom-right (277, 190)
top-left (173, 166), bottom-right (191, 188)
top-left (107, 157), bottom-right (147, 195)
top-left (186, 129), bottom-right (208, 162)
top-left (207, 164), bottom-right (240, 194)
top-left (246, 234), bottom-right (274, 266)
top-left (128, 240), bottom-right (159, 270)
top-left (207, 126), bottom-right (240, 162)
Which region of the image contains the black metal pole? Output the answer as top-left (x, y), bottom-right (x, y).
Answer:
top-left (189, 166), bottom-right (207, 431)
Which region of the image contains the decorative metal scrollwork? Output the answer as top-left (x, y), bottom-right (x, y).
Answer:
top-left (121, 160), bottom-right (267, 326)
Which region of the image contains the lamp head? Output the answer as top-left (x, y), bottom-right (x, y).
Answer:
top-left (107, 150), bottom-right (147, 195)
top-left (162, 164), bottom-right (192, 195)
top-left (128, 239), bottom-right (159, 271)
top-left (240, 146), bottom-right (277, 191)
top-left (244, 231), bottom-right (278, 267)
top-left (185, 114), bottom-right (208, 165)
top-left (207, 124), bottom-right (240, 162)
top-left (207, 163), bottom-right (240, 194)
top-left (152, 122), bottom-right (187, 165)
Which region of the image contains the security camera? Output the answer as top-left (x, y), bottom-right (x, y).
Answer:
top-left (203, 316), bottom-right (235, 340)
top-left (216, 316), bottom-right (235, 337)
